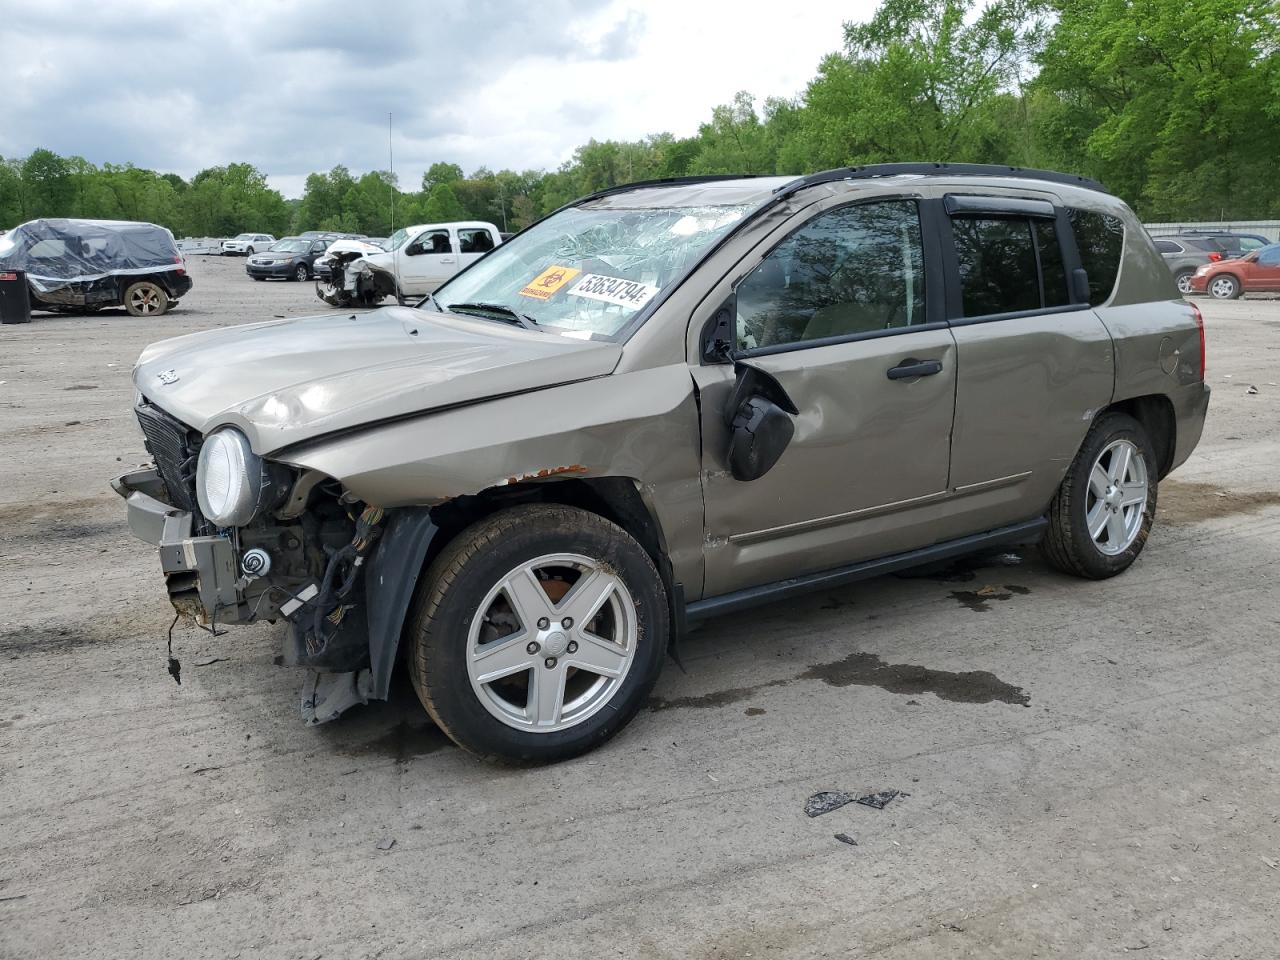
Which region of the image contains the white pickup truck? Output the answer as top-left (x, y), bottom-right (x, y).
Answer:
top-left (361, 221), bottom-right (502, 296)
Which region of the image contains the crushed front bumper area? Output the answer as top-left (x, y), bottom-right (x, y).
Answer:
top-left (111, 467), bottom-right (239, 622)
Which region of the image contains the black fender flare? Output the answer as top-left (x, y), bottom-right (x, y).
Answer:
top-left (364, 507), bottom-right (438, 700)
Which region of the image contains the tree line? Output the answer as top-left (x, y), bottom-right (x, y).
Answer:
top-left (3, 0), bottom-right (1276, 238)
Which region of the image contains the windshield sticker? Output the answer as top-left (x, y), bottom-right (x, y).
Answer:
top-left (519, 265), bottom-right (581, 300)
top-left (567, 274), bottom-right (659, 310)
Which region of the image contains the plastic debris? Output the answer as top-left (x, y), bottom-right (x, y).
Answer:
top-left (1247, 385), bottom-right (1259, 394)
top-left (804, 791), bottom-right (856, 817)
top-left (375, 838), bottom-right (396, 851)
top-left (856, 789), bottom-right (904, 809)
top-left (833, 833), bottom-right (858, 846)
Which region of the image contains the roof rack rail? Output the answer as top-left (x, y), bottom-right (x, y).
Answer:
top-left (774, 163), bottom-right (1107, 198)
top-left (572, 174), bottom-right (764, 207)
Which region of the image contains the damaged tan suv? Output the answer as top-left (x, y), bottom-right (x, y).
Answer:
top-left (114, 163), bottom-right (1209, 762)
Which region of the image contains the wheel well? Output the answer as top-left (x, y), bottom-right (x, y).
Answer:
top-left (423, 477), bottom-right (671, 579)
top-left (1105, 394), bottom-right (1176, 478)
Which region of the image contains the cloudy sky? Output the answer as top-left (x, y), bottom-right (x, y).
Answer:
top-left (1, 0), bottom-right (877, 198)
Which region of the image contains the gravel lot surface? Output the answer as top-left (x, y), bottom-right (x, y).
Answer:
top-left (2, 256), bottom-right (1278, 959)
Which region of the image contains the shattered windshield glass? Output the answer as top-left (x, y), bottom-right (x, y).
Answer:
top-left (431, 203), bottom-right (750, 338)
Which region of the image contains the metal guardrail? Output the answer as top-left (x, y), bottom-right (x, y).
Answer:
top-left (1145, 221), bottom-right (1280, 242)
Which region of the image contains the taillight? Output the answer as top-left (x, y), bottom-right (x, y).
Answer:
top-left (1190, 302), bottom-right (1206, 380)
top-left (1208, 252), bottom-right (1223, 262)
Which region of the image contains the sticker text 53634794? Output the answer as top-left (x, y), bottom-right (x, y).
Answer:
top-left (567, 274), bottom-right (660, 310)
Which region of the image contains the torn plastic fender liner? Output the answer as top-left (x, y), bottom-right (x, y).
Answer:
top-left (364, 507), bottom-right (439, 700)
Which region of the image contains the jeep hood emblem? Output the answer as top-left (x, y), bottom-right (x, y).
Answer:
top-left (157, 369), bottom-right (179, 385)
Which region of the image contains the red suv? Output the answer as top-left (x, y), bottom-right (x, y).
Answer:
top-left (1189, 242), bottom-right (1280, 299)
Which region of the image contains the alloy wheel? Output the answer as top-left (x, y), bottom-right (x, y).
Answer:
top-left (129, 285), bottom-right (162, 315)
top-left (465, 553), bottom-right (637, 733)
top-left (1086, 438), bottom-right (1148, 556)
top-left (1210, 276), bottom-right (1236, 299)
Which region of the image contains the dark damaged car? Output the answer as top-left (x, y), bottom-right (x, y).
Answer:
top-left (0, 218), bottom-right (191, 316)
top-left (115, 164), bottom-right (1209, 762)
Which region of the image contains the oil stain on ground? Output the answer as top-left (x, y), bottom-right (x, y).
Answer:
top-left (894, 549), bottom-right (1025, 584)
top-left (649, 650), bottom-right (1029, 710)
top-left (1159, 479), bottom-right (1280, 525)
top-left (0, 625), bottom-right (100, 656)
top-left (949, 583), bottom-right (1032, 612)
top-left (800, 652), bottom-right (1030, 706)
top-left (343, 718), bottom-right (451, 763)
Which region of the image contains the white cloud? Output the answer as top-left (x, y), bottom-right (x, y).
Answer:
top-left (0, 0), bottom-right (876, 198)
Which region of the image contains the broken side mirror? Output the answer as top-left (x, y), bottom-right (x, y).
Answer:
top-left (724, 362), bottom-right (798, 482)
top-left (1071, 267), bottom-right (1091, 303)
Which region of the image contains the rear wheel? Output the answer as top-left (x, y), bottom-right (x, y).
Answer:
top-left (123, 281), bottom-right (169, 317)
top-left (1042, 412), bottom-right (1156, 579)
top-left (1174, 270), bottom-right (1194, 295)
top-left (1210, 274), bottom-right (1240, 299)
top-left (408, 504), bottom-right (667, 762)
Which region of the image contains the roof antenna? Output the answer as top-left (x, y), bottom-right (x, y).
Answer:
top-left (389, 111), bottom-right (403, 304)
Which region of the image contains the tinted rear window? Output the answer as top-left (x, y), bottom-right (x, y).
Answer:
top-left (1153, 239), bottom-right (1180, 254)
top-left (1068, 209), bottom-right (1124, 305)
top-left (952, 217), bottom-right (1071, 317)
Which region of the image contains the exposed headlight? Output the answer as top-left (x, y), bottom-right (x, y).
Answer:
top-left (197, 428), bottom-right (267, 527)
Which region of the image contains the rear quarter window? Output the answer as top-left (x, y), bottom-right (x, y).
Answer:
top-left (1068, 208), bottom-right (1124, 305)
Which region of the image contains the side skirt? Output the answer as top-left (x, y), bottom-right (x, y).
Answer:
top-left (685, 517), bottom-right (1048, 624)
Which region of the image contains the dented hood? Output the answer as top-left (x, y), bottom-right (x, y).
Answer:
top-left (133, 306), bottom-right (621, 454)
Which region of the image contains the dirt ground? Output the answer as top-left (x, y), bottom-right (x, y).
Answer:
top-left (2, 256), bottom-right (1278, 959)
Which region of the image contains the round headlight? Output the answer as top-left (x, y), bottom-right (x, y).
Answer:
top-left (197, 428), bottom-right (264, 527)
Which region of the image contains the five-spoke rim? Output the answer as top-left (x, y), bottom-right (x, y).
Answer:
top-left (466, 553), bottom-right (637, 733)
top-left (1086, 438), bottom-right (1148, 556)
top-left (1176, 273), bottom-right (1193, 294)
top-left (1211, 276), bottom-right (1235, 299)
top-left (130, 285), bottom-right (161, 314)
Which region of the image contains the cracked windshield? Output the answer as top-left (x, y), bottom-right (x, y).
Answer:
top-left (431, 203), bottom-right (751, 338)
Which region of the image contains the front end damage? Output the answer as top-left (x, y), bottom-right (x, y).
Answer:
top-left (315, 252), bottom-right (399, 309)
top-left (114, 399), bottom-right (436, 724)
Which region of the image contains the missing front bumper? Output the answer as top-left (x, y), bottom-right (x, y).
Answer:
top-left (112, 467), bottom-right (239, 622)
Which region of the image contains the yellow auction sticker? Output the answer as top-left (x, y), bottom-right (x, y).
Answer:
top-left (519, 265), bottom-right (581, 301)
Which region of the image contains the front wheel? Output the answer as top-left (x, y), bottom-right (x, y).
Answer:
top-left (294, 263), bottom-right (310, 282)
top-left (1041, 412), bottom-right (1156, 579)
top-left (1210, 274), bottom-right (1240, 300)
top-left (123, 281), bottom-right (170, 317)
top-left (408, 504), bottom-right (668, 762)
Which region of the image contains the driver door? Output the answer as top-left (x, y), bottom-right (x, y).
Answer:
top-left (696, 198), bottom-right (958, 597)
top-left (398, 228), bottom-right (457, 295)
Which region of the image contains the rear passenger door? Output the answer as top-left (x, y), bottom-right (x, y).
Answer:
top-left (938, 194), bottom-right (1115, 538)
top-left (456, 227), bottom-right (496, 271)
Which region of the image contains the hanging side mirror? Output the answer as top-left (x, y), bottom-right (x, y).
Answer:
top-left (724, 363), bottom-right (798, 482)
top-left (1071, 267), bottom-right (1091, 303)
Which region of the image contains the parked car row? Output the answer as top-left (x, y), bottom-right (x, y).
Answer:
top-left (1153, 230), bottom-right (1277, 296)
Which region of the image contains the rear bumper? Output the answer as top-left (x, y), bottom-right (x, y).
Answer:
top-left (111, 467), bottom-right (240, 622)
top-left (1169, 381), bottom-right (1211, 474)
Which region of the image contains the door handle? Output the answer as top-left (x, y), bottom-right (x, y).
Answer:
top-left (886, 358), bottom-right (943, 380)
top-left (440, 257), bottom-right (456, 263)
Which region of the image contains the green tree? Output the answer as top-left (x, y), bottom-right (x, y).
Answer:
top-left (21, 148), bottom-right (75, 217)
top-left (421, 182), bottom-right (467, 222)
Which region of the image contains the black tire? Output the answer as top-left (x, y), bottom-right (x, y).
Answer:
top-left (251, 276), bottom-right (265, 281)
top-left (1209, 274), bottom-right (1240, 300)
top-left (123, 281), bottom-right (170, 317)
top-left (294, 263), bottom-right (310, 282)
top-left (1041, 412), bottom-right (1157, 579)
top-left (246, 246), bottom-right (255, 255)
top-left (1174, 270), bottom-right (1195, 295)
top-left (407, 504), bottom-right (668, 763)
